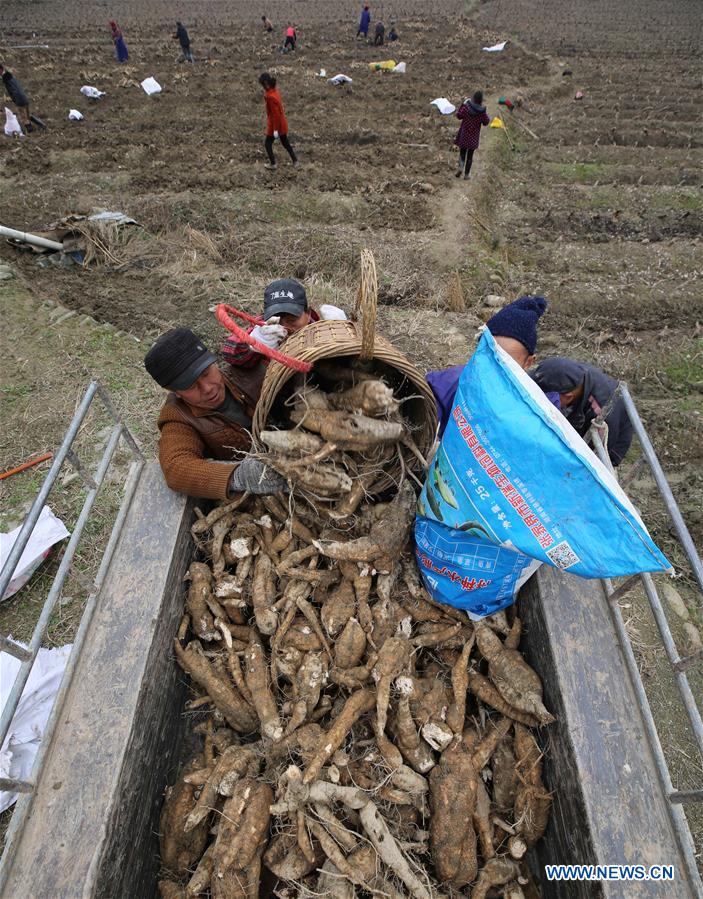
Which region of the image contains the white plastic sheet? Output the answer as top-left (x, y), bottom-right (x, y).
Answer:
top-left (140, 76), bottom-right (162, 95)
top-left (430, 97), bottom-right (456, 115)
top-left (80, 85), bottom-right (105, 99)
top-left (4, 107), bottom-right (23, 137)
top-left (392, 62), bottom-right (406, 73)
top-left (316, 68), bottom-right (327, 77)
top-left (0, 641), bottom-right (72, 812)
top-left (482, 40), bottom-right (507, 52)
top-left (328, 74), bottom-right (352, 85)
top-left (68, 109), bottom-right (84, 121)
top-left (0, 506), bottom-right (70, 601)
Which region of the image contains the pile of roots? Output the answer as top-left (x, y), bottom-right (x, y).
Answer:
top-left (159, 369), bottom-right (554, 899)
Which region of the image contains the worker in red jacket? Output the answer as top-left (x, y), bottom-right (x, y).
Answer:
top-left (454, 90), bottom-right (490, 179)
top-left (259, 72), bottom-right (298, 170)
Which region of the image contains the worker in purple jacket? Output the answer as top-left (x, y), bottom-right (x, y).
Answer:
top-left (454, 90), bottom-right (490, 179)
top-left (427, 296), bottom-right (550, 436)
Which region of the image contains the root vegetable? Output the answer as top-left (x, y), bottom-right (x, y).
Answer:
top-left (244, 633), bottom-right (283, 741)
top-left (260, 429), bottom-right (324, 456)
top-left (475, 625), bottom-right (555, 725)
top-left (252, 551), bottom-right (277, 635)
top-left (446, 636), bottom-right (474, 733)
top-left (471, 717), bottom-right (512, 771)
top-left (268, 455), bottom-right (354, 495)
top-left (354, 574), bottom-right (374, 633)
top-left (492, 736), bottom-right (519, 811)
top-left (160, 756), bottom-right (210, 876)
top-left (290, 407), bottom-right (404, 448)
top-left (390, 694), bottom-right (435, 774)
top-left (421, 720), bottom-right (454, 752)
top-left (286, 651), bottom-right (329, 735)
top-left (503, 882), bottom-right (527, 899)
top-left (316, 859), bottom-right (356, 899)
top-left (471, 858), bottom-right (521, 899)
top-left (508, 835), bottom-right (528, 859)
top-left (211, 777), bottom-right (272, 898)
top-left (429, 738), bottom-right (478, 888)
top-left (174, 640), bottom-right (258, 733)
top-left (505, 616), bottom-right (522, 650)
top-left (359, 801), bottom-right (432, 899)
top-left (185, 843), bottom-right (214, 897)
top-left (296, 596), bottom-right (333, 658)
top-left (303, 689), bottom-right (375, 784)
top-left (328, 379), bottom-right (399, 417)
top-left (514, 724), bottom-right (551, 846)
top-left (467, 671), bottom-right (540, 728)
top-left (159, 882), bottom-right (185, 899)
top-left (282, 620), bottom-right (323, 652)
top-left (321, 579), bottom-right (356, 637)
top-left (411, 621), bottom-right (462, 647)
top-left (474, 779), bottom-right (495, 860)
top-left (186, 562), bottom-right (219, 642)
top-left (263, 831), bottom-right (321, 881)
top-left (373, 636), bottom-right (412, 734)
top-left (334, 617), bottom-right (367, 669)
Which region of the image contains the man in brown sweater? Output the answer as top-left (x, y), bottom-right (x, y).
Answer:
top-left (144, 328), bottom-right (286, 500)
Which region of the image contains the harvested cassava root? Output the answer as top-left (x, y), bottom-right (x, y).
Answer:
top-left (159, 365), bottom-right (554, 898)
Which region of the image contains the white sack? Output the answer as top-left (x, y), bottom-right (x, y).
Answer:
top-left (328, 74), bottom-right (352, 85)
top-left (430, 97), bottom-right (456, 115)
top-left (319, 304), bottom-right (347, 321)
top-left (0, 642), bottom-right (72, 812)
top-left (68, 109), bottom-right (84, 121)
top-left (4, 107), bottom-right (23, 137)
top-left (392, 62), bottom-right (406, 73)
top-left (140, 77), bottom-right (162, 95)
top-left (0, 506), bottom-right (70, 601)
top-left (482, 41), bottom-right (507, 52)
top-left (80, 85), bottom-right (105, 99)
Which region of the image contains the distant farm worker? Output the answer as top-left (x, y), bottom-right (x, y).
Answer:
top-left (283, 24), bottom-right (297, 52)
top-left (357, 4), bottom-right (371, 39)
top-left (259, 73), bottom-right (298, 170)
top-left (387, 21), bottom-right (399, 41)
top-left (109, 21), bottom-right (129, 63)
top-left (262, 15), bottom-right (274, 33)
top-left (0, 65), bottom-right (44, 132)
top-left (427, 296), bottom-right (548, 436)
top-left (144, 328), bottom-right (286, 500)
top-left (223, 278), bottom-right (346, 388)
top-left (454, 90), bottom-right (490, 179)
top-left (374, 21), bottom-right (385, 46)
top-left (173, 21), bottom-right (194, 63)
top-left (532, 358), bottom-right (633, 466)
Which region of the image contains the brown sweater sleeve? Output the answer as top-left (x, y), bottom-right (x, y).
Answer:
top-left (158, 415), bottom-right (237, 500)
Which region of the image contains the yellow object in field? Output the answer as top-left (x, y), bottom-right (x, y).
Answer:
top-left (369, 59), bottom-right (397, 71)
top-left (490, 116), bottom-right (506, 129)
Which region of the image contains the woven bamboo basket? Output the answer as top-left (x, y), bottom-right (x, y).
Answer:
top-left (252, 251), bottom-right (437, 484)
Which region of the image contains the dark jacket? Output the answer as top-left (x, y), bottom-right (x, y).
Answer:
top-left (532, 357), bottom-right (633, 466)
top-left (175, 23), bottom-right (190, 48)
top-left (454, 100), bottom-right (489, 150)
top-left (2, 71), bottom-right (28, 107)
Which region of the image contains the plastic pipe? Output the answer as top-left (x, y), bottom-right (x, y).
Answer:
top-left (0, 225), bottom-right (63, 252)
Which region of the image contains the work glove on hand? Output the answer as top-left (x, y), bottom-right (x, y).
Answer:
top-left (228, 457), bottom-right (287, 495)
top-left (250, 322), bottom-right (288, 350)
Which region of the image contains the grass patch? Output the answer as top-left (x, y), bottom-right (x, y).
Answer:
top-left (544, 161), bottom-right (608, 183)
top-left (664, 343), bottom-right (703, 391)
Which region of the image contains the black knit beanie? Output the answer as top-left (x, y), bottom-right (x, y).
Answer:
top-left (487, 296), bottom-right (548, 355)
top-left (144, 328), bottom-right (216, 390)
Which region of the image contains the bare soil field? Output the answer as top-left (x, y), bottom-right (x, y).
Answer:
top-left (1, 0), bottom-right (701, 879)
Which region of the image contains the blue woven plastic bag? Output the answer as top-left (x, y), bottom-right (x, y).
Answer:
top-left (415, 329), bottom-right (671, 617)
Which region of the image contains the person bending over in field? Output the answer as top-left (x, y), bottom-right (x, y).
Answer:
top-left (283, 24), bottom-right (297, 52)
top-left (109, 20), bottom-right (129, 63)
top-left (0, 65), bottom-right (45, 132)
top-left (532, 357), bottom-right (633, 466)
top-left (259, 72), bottom-right (298, 170)
top-left (454, 90), bottom-right (490, 180)
top-left (374, 21), bottom-right (385, 46)
top-left (173, 21), bottom-right (194, 63)
top-left (427, 296), bottom-right (549, 436)
top-left (144, 328), bottom-right (286, 500)
top-left (262, 15), bottom-right (274, 33)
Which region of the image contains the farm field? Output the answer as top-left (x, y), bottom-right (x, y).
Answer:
top-left (1, 0), bottom-right (701, 883)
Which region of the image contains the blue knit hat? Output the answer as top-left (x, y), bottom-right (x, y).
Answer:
top-left (487, 295), bottom-right (548, 355)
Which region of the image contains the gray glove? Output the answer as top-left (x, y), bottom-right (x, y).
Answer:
top-left (229, 457), bottom-right (287, 495)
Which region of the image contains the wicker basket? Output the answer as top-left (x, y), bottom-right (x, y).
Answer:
top-left (252, 252), bottom-right (437, 481)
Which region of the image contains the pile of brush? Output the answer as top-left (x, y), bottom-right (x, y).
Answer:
top-left (159, 369), bottom-right (554, 899)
